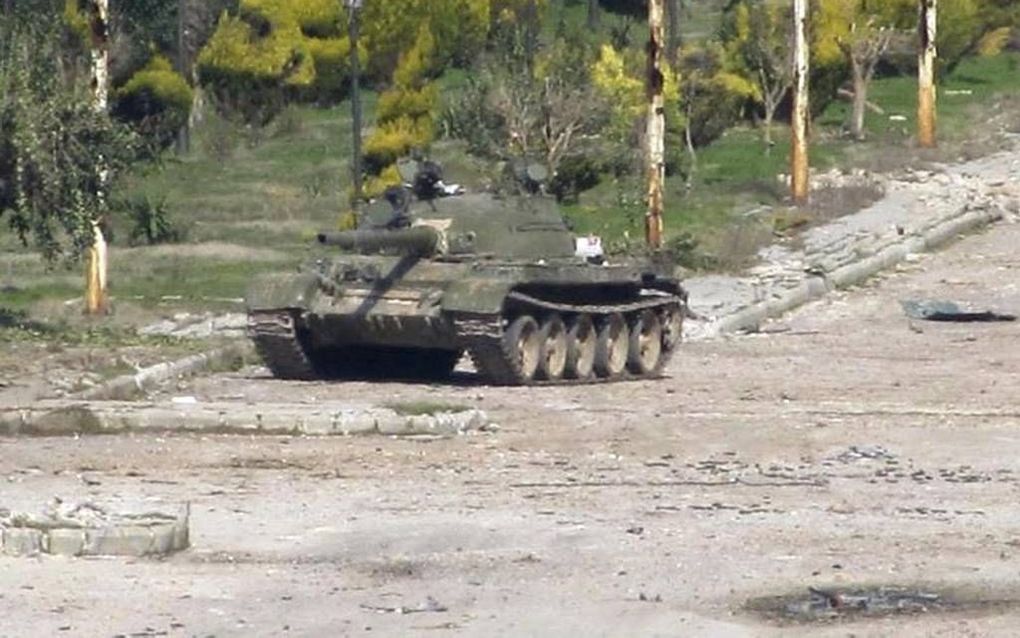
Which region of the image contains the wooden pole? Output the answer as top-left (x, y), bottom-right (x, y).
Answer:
top-left (918, 0), bottom-right (937, 148)
top-left (86, 0), bottom-right (110, 316)
top-left (645, 0), bottom-right (666, 250)
top-left (790, 0), bottom-right (810, 205)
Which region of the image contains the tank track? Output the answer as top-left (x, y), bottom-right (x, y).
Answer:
top-left (452, 293), bottom-right (684, 386)
top-left (247, 311), bottom-right (319, 381)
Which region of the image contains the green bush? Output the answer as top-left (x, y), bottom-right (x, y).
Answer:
top-left (115, 195), bottom-right (186, 246)
top-left (363, 117), bottom-right (433, 175)
top-left (113, 56), bottom-right (194, 150)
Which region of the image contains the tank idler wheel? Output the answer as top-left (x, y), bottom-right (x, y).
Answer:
top-left (594, 313), bottom-right (630, 379)
top-left (564, 314), bottom-right (596, 380)
top-left (536, 314), bottom-right (568, 381)
top-left (661, 306), bottom-right (683, 352)
top-left (503, 315), bottom-right (542, 383)
top-left (627, 310), bottom-right (663, 375)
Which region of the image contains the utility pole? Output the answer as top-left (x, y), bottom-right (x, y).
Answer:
top-left (645, 0), bottom-right (666, 250)
top-left (790, 0), bottom-right (810, 205)
top-left (918, 0), bottom-right (937, 148)
top-left (346, 0), bottom-right (364, 211)
top-left (86, 0), bottom-right (110, 315)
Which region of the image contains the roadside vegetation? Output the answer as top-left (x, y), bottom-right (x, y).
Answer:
top-left (1, 0), bottom-right (1019, 331)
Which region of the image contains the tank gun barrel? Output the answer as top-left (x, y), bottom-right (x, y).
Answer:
top-left (317, 227), bottom-right (440, 256)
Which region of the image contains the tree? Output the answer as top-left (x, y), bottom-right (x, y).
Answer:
top-left (728, 1), bottom-right (793, 152)
top-left (0, 20), bottom-right (137, 265)
top-left (838, 15), bottom-right (898, 140)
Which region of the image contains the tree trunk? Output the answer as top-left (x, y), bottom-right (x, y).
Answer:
top-left (645, 0), bottom-right (666, 249)
top-left (917, 0), bottom-right (938, 148)
top-left (790, 0), bottom-right (810, 204)
top-left (587, 0), bottom-right (600, 30)
top-left (763, 104), bottom-right (776, 154)
top-left (86, 0), bottom-right (110, 316)
top-left (666, 0), bottom-right (682, 64)
top-left (850, 64), bottom-right (868, 141)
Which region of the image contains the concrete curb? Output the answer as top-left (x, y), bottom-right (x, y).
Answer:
top-left (705, 206), bottom-right (1004, 338)
top-left (74, 344), bottom-right (250, 401)
top-left (0, 401), bottom-right (493, 438)
top-left (1, 508), bottom-right (189, 558)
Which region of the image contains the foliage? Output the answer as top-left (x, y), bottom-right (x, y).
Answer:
top-left (443, 20), bottom-right (607, 194)
top-left (116, 195), bottom-right (186, 246)
top-left (364, 26), bottom-right (439, 177)
top-left (0, 22), bottom-right (138, 264)
top-left (723, 1), bottom-right (791, 148)
top-left (198, 0), bottom-right (493, 125)
top-left (198, 7), bottom-right (317, 127)
top-left (677, 42), bottom-right (758, 155)
top-left (113, 56), bottom-right (194, 150)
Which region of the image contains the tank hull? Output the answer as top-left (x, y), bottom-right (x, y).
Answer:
top-left (247, 256), bottom-right (686, 385)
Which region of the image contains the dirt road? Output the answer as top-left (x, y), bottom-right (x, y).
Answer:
top-left (2, 218), bottom-right (1019, 637)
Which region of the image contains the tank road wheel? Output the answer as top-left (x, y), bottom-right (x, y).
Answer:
top-left (564, 314), bottom-right (596, 380)
top-left (594, 313), bottom-right (630, 379)
top-left (502, 315), bottom-right (542, 383)
top-left (627, 310), bottom-right (663, 375)
top-left (536, 315), bottom-right (568, 381)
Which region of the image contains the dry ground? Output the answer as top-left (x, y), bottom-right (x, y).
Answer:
top-left (1, 218), bottom-right (1019, 637)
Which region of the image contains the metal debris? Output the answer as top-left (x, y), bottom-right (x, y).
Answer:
top-left (901, 299), bottom-right (1016, 322)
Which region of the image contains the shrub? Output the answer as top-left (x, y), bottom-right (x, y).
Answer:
top-left (363, 117), bottom-right (433, 175)
top-left (116, 196), bottom-right (186, 246)
top-left (113, 56), bottom-right (194, 151)
top-left (549, 155), bottom-right (602, 203)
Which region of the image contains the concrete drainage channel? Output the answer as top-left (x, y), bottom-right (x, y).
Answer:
top-left (746, 585), bottom-right (1020, 624)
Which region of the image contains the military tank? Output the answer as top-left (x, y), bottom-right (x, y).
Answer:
top-left (246, 162), bottom-right (687, 385)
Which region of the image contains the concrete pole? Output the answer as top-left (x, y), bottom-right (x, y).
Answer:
top-left (86, 0), bottom-right (110, 316)
top-left (918, 0), bottom-right (937, 148)
top-left (645, 0), bottom-right (666, 250)
top-left (790, 0), bottom-right (810, 205)
top-left (346, 0), bottom-right (364, 211)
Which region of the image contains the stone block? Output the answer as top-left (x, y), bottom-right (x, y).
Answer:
top-left (171, 519), bottom-right (190, 552)
top-left (2, 528), bottom-right (46, 556)
top-left (47, 528), bottom-right (86, 557)
top-left (84, 525), bottom-right (155, 557)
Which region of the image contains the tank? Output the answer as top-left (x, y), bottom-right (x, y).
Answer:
top-left (245, 162), bottom-right (688, 385)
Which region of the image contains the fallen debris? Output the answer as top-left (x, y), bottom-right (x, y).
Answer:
top-left (360, 597), bottom-right (448, 615)
top-left (901, 299), bottom-right (1017, 323)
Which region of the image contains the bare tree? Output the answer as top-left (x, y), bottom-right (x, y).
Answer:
top-left (839, 17), bottom-right (896, 141)
top-left (738, 2), bottom-right (794, 152)
top-left (588, 0), bottom-right (600, 30)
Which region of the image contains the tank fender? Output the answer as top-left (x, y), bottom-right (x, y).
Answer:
top-left (246, 272), bottom-right (320, 312)
top-left (441, 280), bottom-right (514, 314)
